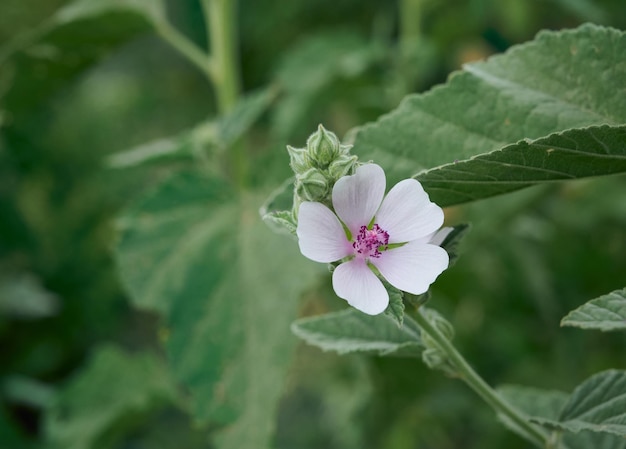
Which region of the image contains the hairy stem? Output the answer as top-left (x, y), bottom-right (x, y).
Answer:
top-left (201, 0), bottom-right (241, 114)
top-left (412, 308), bottom-right (551, 448)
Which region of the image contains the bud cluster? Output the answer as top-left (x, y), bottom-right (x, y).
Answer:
top-left (288, 125), bottom-right (358, 209)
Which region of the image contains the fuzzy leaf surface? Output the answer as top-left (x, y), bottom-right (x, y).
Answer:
top-left (561, 288), bottom-right (626, 331)
top-left (499, 384), bottom-right (626, 449)
top-left (115, 171), bottom-right (319, 448)
top-left (292, 309), bottom-right (423, 356)
top-left (531, 370), bottom-right (626, 438)
top-left (352, 25), bottom-right (626, 206)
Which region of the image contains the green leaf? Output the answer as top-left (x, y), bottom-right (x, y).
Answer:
top-left (418, 125), bottom-right (626, 206)
top-left (0, 0), bottom-right (163, 116)
top-left (291, 309), bottom-right (423, 356)
top-left (531, 370), bottom-right (626, 438)
top-left (44, 345), bottom-right (175, 449)
top-left (352, 25), bottom-right (626, 206)
top-left (115, 171), bottom-right (320, 448)
top-left (107, 87), bottom-right (276, 169)
top-left (498, 384), bottom-right (626, 449)
top-left (383, 282), bottom-right (405, 327)
top-left (561, 288), bottom-right (626, 331)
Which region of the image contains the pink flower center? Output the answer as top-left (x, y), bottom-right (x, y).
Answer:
top-left (353, 224), bottom-right (389, 259)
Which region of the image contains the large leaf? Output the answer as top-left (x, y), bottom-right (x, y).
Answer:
top-left (115, 171), bottom-right (320, 448)
top-left (291, 309), bottom-right (423, 356)
top-left (44, 345), bottom-right (175, 449)
top-left (351, 25), bottom-right (626, 206)
top-left (499, 385), bottom-right (626, 449)
top-left (561, 288), bottom-right (626, 331)
top-left (0, 0), bottom-right (164, 116)
top-left (531, 370), bottom-right (626, 438)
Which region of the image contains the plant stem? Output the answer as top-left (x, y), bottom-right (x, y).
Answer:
top-left (201, 0), bottom-right (241, 114)
top-left (411, 308), bottom-right (550, 448)
top-left (153, 19), bottom-right (216, 84)
top-left (399, 0), bottom-right (422, 47)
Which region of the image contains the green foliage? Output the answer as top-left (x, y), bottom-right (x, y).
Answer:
top-left (529, 370), bottom-right (626, 437)
top-left (2, 0), bottom-right (626, 447)
top-left (291, 309), bottom-right (423, 356)
top-left (561, 288), bottom-right (626, 331)
top-left (352, 25), bottom-right (626, 204)
top-left (44, 345), bottom-right (175, 449)
top-left (499, 385), bottom-right (626, 449)
top-left (0, 0), bottom-right (162, 117)
top-left (114, 170), bottom-right (321, 448)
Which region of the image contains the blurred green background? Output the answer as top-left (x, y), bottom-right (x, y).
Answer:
top-left (1, 0), bottom-right (625, 448)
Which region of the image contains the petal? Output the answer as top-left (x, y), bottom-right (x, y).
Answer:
top-left (428, 227), bottom-right (453, 246)
top-left (332, 164), bottom-right (385, 235)
top-left (297, 202), bottom-right (352, 263)
top-left (332, 259), bottom-right (389, 315)
top-left (371, 241), bottom-right (449, 295)
top-left (375, 179), bottom-right (444, 244)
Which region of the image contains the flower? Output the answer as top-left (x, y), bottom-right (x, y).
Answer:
top-left (296, 163), bottom-right (449, 315)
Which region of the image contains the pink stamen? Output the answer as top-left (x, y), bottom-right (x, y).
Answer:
top-left (353, 224), bottom-right (389, 258)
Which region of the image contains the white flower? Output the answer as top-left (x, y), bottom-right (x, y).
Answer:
top-left (296, 164), bottom-right (449, 315)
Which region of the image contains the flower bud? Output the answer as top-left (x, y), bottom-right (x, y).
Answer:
top-left (306, 124), bottom-right (343, 167)
top-left (287, 145), bottom-right (310, 174)
top-left (295, 168), bottom-right (330, 202)
top-left (328, 154), bottom-right (358, 181)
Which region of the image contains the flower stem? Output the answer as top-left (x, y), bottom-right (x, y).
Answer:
top-left (201, 0), bottom-right (241, 114)
top-left (411, 308), bottom-right (550, 448)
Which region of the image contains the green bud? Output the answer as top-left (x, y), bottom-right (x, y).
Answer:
top-left (287, 145), bottom-right (310, 174)
top-left (328, 154), bottom-right (357, 181)
top-left (295, 168), bottom-right (330, 202)
top-left (306, 124), bottom-right (343, 167)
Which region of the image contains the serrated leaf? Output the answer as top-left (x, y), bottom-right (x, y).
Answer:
top-left (418, 126), bottom-right (626, 206)
top-left (498, 384), bottom-right (626, 449)
top-left (383, 282), bottom-right (405, 326)
top-left (44, 345), bottom-right (175, 449)
top-left (561, 288), bottom-right (626, 331)
top-left (352, 25), bottom-right (626, 206)
top-left (291, 309), bottom-right (423, 356)
top-left (115, 171), bottom-right (320, 448)
top-left (531, 370), bottom-right (626, 438)
top-left (0, 0), bottom-right (163, 116)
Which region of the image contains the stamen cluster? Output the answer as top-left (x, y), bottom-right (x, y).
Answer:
top-left (353, 225), bottom-right (389, 258)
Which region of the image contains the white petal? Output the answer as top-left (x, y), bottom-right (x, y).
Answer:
top-left (371, 241), bottom-right (449, 295)
top-left (332, 259), bottom-right (389, 315)
top-left (375, 179), bottom-right (444, 244)
top-left (297, 202), bottom-right (352, 263)
top-left (332, 164), bottom-right (385, 235)
top-left (428, 227), bottom-right (453, 246)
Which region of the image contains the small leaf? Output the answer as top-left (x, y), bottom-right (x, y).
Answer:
top-left (561, 288), bottom-right (626, 331)
top-left (531, 370), bottom-right (626, 437)
top-left (291, 309), bottom-right (423, 357)
top-left (383, 282), bottom-right (405, 326)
